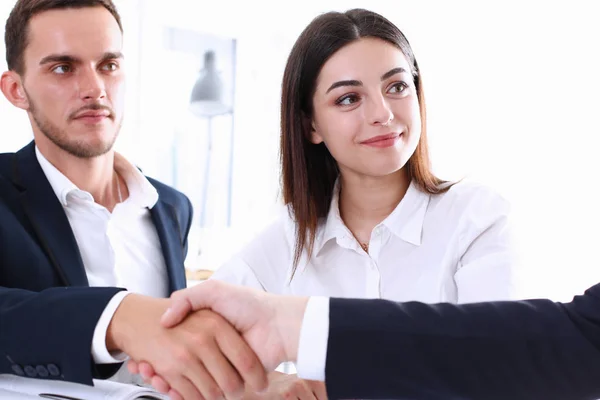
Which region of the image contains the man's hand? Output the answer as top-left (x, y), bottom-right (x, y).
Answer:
top-left (128, 281), bottom-right (310, 397)
top-left (252, 371), bottom-right (327, 400)
top-left (162, 280), bottom-right (309, 369)
top-left (107, 293), bottom-right (267, 400)
top-left (128, 368), bottom-right (328, 400)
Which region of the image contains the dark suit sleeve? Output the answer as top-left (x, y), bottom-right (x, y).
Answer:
top-left (326, 283), bottom-right (600, 400)
top-left (0, 286), bottom-right (125, 385)
top-left (182, 195), bottom-right (194, 259)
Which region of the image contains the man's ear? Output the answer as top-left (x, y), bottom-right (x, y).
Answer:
top-left (302, 113), bottom-right (324, 144)
top-left (1, 71), bottom-right (30, 111)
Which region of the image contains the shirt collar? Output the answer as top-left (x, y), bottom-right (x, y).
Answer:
top-left (36, 146), bottom-right (81, 206)
top-left (314, 178), bottom-right (431, 254)
top-left (114, 153), bottom-right (159, 208)
top-left (35, 146), bottom-right (158, 209)
top-left (314, 179), bottom-right (346, 254)
top-left (381, 180), bottom-right (431, 246)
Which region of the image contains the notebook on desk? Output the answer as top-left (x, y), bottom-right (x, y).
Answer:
top-left (0, 375), bottom-right (168, 400)
top-left (0, 388), bottom-right (39, 399)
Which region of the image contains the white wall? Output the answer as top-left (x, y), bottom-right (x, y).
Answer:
top-left (2, 0), bottom-right (599, 301)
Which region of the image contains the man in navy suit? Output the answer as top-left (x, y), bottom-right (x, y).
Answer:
top-left (137, 280), bottom-right (600, 400)
top-left (0, 1), bottom-right (266, 399)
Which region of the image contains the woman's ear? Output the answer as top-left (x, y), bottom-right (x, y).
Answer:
top-left (302, 113), bottom-right (324, 144)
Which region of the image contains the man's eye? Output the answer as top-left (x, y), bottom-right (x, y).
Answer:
top-left (52, 65), bottom-right (71, 74)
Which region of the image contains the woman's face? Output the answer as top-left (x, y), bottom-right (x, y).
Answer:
top-left (310, 37), bottom-right (421, 179)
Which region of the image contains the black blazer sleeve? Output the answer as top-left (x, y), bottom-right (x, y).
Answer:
top-left (0, 286), bottom-right (124, 384)
top-left (326, 283), bottom-right (600, 400)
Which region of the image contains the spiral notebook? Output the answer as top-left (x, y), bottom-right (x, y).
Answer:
top-left (0, 375), bottom-right (169, 399)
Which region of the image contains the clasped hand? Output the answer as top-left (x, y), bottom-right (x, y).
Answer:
top-left (117, 281), bottom-right (310, 400)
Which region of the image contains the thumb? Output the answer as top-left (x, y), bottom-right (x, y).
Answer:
top-left (160, 294), bottom-right (193, 327)
top-left (160, 281), bottom-right (223, 327)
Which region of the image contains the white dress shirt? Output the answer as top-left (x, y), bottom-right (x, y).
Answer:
top-left (35, 147), bottom-right (167, 371)
top-left (212, 179), bottom-right (518, 380)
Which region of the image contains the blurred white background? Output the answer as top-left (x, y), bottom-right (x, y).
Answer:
top-left (2, 0), bottom-right (599, 301)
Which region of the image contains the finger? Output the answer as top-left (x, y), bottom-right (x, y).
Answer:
top-left (284, 379), bottom-right (316, 400)
top-left (163, 373), bottom-right (206, 400)
top-left (127, 360), bottom-right (139, 375)
top-left (168, 388), bottom-right (185, 400)
top-left (139, 362), bottom-right (156, 379)
top-left (161, 347), bottom-right (225, 400)
top-left (151, 374), bottom-right (171, 394)
top-left (309, 381), bottom-right (328, 400)
top-left (180, 356), bottom-right (225, 400)
top-left (297, 381), bottom-right (318, 400)
top-left (215, 321), bottom-right (267, 393)
top-left (198, 334), bottom-right (246, 399)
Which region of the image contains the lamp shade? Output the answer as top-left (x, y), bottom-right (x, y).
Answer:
top-left (190, 50), bottom-right (231, 117)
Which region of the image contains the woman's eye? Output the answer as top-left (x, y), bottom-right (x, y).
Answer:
top-left (336, 94), bottom-right (360, 106)
top-left (388, 82), bottom-right (408, 94)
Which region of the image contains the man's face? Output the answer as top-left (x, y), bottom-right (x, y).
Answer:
top-left (19, 6), bottom-right (125, 158)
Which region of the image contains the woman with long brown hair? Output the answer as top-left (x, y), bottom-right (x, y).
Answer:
top-left (210, 7), bottom-right (518, 398)
top-left (131, 8), bottom-right (518, 400)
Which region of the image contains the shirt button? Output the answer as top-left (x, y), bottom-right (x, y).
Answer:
top-left (11, 364), bottom-right (24, 376)
top-left (24, 365), bottom-right (37, 377)
top-left (47, 364), bottom-right (61, 377)
top-left (36, 365), bottom-right (49, 378)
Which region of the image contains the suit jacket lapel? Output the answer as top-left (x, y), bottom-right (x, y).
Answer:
top-left (14, 142), bottom-right (88, 286)
top-left (13, 142), bottom-right (187, 292)
top-left (150, 199), bottom-right (187, 293)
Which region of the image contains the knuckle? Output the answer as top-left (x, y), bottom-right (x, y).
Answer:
top-left (187, 312), bottom-right (222, 335)
top-left (221, 375), bottom-right (243, 396)
top-left (191, 331), bottom-right (214, 348)
top-left (282, 391), bottom-right (295, 400)
top-left (178, 386), bottom-right (201, 400)
top-left (206, 384), bottom-right (224, 400)
top-left (172, 347), bottom-right (193, 365)
top-left (203, 311), bottom-right (223, 329)
top-left (236, 351), bottom-right (259, 375)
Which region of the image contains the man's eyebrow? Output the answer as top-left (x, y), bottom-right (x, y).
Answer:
top-left (100, 51), bottom-right (124, 61)
top-left (39, 51), bottom-right (124, 66)
top-left (39, 54), bottom-right (81, 65)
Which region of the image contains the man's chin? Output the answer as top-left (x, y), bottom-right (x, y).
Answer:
top-left (56, 137), bottom-right (117, 159)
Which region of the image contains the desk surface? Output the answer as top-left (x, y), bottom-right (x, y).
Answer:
top-left (185, 269), bottom-right (213, 281)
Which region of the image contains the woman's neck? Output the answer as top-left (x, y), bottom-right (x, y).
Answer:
top-left (338, 168), bottom-right (410, 244)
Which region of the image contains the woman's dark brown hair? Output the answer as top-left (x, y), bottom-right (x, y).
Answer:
top-left (280, 8), bottom-right (451, 271)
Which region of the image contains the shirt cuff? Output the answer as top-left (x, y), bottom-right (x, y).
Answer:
top-left (91, 291), bottom-right (131, 364)
top-left (296, 296), bottom-right (329, 381)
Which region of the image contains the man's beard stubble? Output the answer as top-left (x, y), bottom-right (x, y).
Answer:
top-left (27, 94), bottom-right (121, 159)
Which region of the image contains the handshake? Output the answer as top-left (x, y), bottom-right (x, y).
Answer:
top-left (107, 281), bottom-right (325, 400)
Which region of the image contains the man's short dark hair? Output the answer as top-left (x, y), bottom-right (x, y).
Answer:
top-left (5, 0), bottom-right (123, 75)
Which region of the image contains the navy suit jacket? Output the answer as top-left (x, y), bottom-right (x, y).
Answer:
top-left (0, 142), bottom-right (193, 385)
top-left (326, 284), bottom-right (600, 400)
